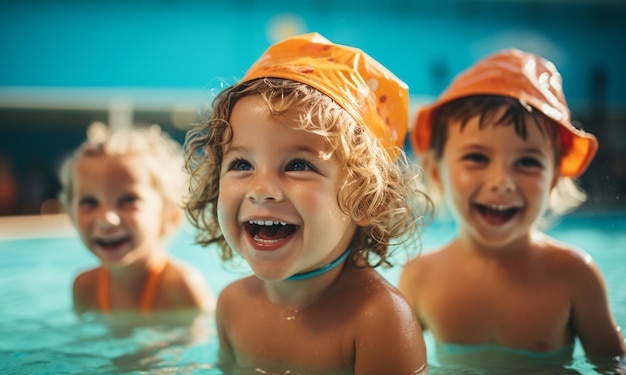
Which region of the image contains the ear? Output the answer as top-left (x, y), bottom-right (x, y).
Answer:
top-left (420, 150), bottom-right (444, 193)
top-left (354, 216), bottom-right (370, 226)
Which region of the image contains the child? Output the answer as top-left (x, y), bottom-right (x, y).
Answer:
top-left (399, 49), bottom-right (626, 368)
top-left (185, 33), bottom-right (430, 374)
top-left (59, 123), bottom-right (214, 315)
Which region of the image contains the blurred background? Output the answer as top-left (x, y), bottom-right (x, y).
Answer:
top-left (1, 0), bottom-right (625, 217)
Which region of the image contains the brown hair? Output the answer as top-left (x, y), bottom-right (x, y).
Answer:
top-left (427, 95), bottom-right (586, 218)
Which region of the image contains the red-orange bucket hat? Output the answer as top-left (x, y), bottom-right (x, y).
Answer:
top-left (410, 48), bottom-right (598, 178)
top-left (241, 32), bottom-right (409, 159)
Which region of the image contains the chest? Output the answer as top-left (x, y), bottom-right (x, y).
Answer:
top-left (419, 263), bottom-right (573, 347)
top-left (225, 306), bottom-right (355, 369)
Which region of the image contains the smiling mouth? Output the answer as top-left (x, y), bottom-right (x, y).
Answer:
top-left (475, 204), bottom-right (520, 224)
top-left (244, 220), bottom-right (298, 244)
top-left (94, 235), bottom-right (131, 251)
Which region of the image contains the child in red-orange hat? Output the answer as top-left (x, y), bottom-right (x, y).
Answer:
top-left (185, 33), bottom-right (431, 374)
top-left (400, 49), bottom-right (625, 370)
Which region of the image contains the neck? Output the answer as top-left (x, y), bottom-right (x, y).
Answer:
top-left (286, 246), bottom-right (352, 281)
top-left (260, 246), bottom-right (353, 310)
top-left (106, 252), bottom-right (168, 284)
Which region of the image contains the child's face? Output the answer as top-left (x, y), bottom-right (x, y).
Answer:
top-left (217, 95), bottom-right (358, 281)
top-left (432, 112), bottom-right (558, 249)
top-left (71, 155), bottom-right (169, 267)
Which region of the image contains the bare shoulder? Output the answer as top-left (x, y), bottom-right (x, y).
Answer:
top-left (402, 247), bottom-right (436, 274)
top-left (536, 233), bottom-right (603, 285)
top-left (341, 267), bottom-right (417, 326)
top-left (163, 259), bottom-right (215, 310)
top-left (166, 258), bottom-right (209, 286)
top-left (73, 267), bottom-right (98, 288)
top-left (346, 267), bottom-right (427, 372)
top-left (538, 234), bottom-right (596, 272)
top-left (217, 275), bottom-right (259, 310)
top-left (73, 267), bottom-right (99, 312)
top-left (400, 244), bottom-right (454, 290)
top-left (73, 267), bottom-right (99, 296)
top-left (215, 276), bottom-right (259, 333)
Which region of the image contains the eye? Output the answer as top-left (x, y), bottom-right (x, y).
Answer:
top-left (78, 196), bottom-right (98, 208)
top-left (286, 158), bottom-right (316, 172)
top-left (226, 158), bottom-right (253, 171)
top-left (119, 194), bottom-right (139, 207)
top-left (516, 156), bottom-right (543, 169)
top-left (462, 152), bottom-right (488, 164)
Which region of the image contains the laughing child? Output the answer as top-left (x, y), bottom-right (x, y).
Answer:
top-left (184, 33), bottom-right (431, 374)
top-left (59, 124), bottom-right (214, 315)
top-left (399, 49), bottom-right (625, 369)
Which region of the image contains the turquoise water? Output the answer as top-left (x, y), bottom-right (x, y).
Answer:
top-left (0, 214), bottom-right (624, 374)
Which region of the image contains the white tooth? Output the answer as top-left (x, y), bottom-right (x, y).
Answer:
top-left (249, 220), bottom-right (288, 226)
top-left (488, 204), bottom-right (510, 211)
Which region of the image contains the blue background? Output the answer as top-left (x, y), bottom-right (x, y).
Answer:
top-left (1, 0), bottom-right (625, 215)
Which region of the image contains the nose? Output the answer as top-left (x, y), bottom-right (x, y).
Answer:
top-left (487, 164), bottom-right (515, 194)
top-left (96, 208), bottom-right (121, 227)
top-left (245, 170), bottom-right (284, 203)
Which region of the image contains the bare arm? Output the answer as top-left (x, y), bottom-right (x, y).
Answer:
top-left (72, 269), bottom-right (98, 315)
top-left (168, 261), bottom-right (216, 311)
top-left (354, 290), bottom-right (427, 375)
top-left (398, 259), bottom-right (428, 330)
top-left (569, 254), bottom-right (625, 358)
top-left (181, 266), bottom-right (216, 311)
top-left (215, 289), bottom-right (235, 372)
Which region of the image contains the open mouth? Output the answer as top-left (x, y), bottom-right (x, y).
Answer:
top-left (94, 235), bottom-right (131, 252)
top-left (475, 203), bottom-right (520, 225)
top-left (244, 220), bottom-right (298, 245)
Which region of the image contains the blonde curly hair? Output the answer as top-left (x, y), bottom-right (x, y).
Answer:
top-left (185, 78), bottom-right (432, 267)
top-left (58, 123), bottom-right (186, 216)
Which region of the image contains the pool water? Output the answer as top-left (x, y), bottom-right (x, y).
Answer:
top-left (0, 214), bottom-right (624, 374)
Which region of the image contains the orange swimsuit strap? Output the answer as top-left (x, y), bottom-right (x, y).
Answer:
top-left (98, 258), bottom-right (168, 313)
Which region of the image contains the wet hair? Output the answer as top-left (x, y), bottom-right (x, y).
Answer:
top-left (58, 123), bottom-right (186, 214)
top-left (428, 95), bottom-right (586, 219)
top-left (185, 77), bottom-right (432, 267)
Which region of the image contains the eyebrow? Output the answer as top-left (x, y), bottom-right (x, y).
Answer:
top-left (457, 143), bottom-right (549, 157)
top-left (223, 143), bottom-right (326, 157)
top-left (519, 147), bottom-right (549, 157)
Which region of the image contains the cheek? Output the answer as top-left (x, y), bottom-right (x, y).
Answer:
top-left (216, 196), bottom-right (227, 228)
top-left (306, 189), bottom-right (351, 226)
top-left (528, 175), bottom-right (554, 202)
top-left (442, 165), bottom-right (472, 194)
top-left (216, 186), bottom-right (238, 227)
top-left (73, 211), bottom-right (90, 231)
top-left (137, 201), bottom-right (164, 221)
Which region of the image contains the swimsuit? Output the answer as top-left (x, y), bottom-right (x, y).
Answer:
top-left (98, 259), bottom-right (167, 313)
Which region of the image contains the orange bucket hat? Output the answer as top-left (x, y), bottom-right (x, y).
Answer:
top-left (410, 48), bottom-right (598, 178)
top-left (241, 32), bottom-right (409, 159)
